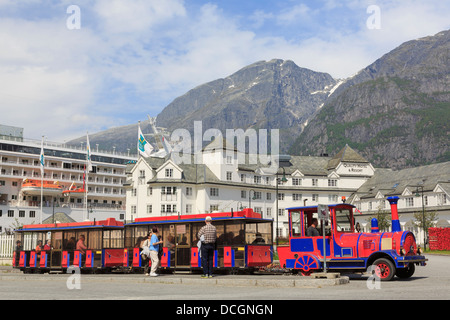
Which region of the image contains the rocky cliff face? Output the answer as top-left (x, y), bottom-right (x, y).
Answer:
top-left (289, 30), bottom-right (450, 169)
top-left (156, 59), bottom-right (337, 152)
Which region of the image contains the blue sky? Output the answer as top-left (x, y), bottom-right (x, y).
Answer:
top-left (0, 0), bottom-right (449, 142)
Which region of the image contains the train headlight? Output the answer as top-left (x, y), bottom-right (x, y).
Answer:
top-left (417, 246), bottom-right (422, 255)
top-left (399, 247), bottom-right (405, 256)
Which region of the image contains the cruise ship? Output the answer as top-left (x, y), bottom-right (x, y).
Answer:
top-left (0, 124), bottom-right (137, 233)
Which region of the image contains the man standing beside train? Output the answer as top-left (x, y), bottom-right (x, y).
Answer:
top-left (198, 216), bottom-right (217, 278)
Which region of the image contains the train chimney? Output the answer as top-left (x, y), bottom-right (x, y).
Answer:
top-left (387, 196), bottom-right (401, 232)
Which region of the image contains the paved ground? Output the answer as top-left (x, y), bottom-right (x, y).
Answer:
top-left (0, 254), bottom-right (448, 301)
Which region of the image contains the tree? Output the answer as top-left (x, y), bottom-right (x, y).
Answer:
top-left (413, 209), bottom-right (438, 232)
top-left (367, 209), bottom-right (391, 232)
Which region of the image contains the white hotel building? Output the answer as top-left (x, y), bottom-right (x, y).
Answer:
top-left (125, 139), bottom-right (376, 238)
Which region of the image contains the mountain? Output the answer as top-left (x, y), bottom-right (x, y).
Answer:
top-left (156, 59), bottom-right (337, 152)
top-left (68, 30), bottom-right (449, 169)
top-left (289, 30), bottom-right (450, 169)
top-left (69, 59), bottom-right (336, 154)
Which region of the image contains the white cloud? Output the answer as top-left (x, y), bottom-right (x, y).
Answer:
top-left (93, 0), bottom-right (186, 34)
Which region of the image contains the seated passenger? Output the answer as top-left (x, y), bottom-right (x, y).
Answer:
top-left (252, 233), bottom-right (265, 244)
top-left (43, 240), bottom-right (52, 251)
top-left (35, 240), bottom-right (43, 257)
top-left (306, 218), bottom-right (320, 236)
top-left (76, 235), bottom-right (87, 255)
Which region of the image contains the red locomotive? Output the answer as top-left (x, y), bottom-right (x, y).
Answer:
top-left (277, 196), bottom-right (427, 280)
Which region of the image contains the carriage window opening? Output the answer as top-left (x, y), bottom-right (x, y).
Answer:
top-left (176, 224), bottom-right (191, 246)
top-left (103, 230), bottom-right (110, 248)
top-left (214, 222), bottom-right (225, 246)
top-left (64, 231), bottom-right (76, 250)
top-left (51, 232), bottom-right (63, 250)
top-left (88, 230), bottom-right (102, 250)
top-left (291, 211), bottom-right (301, 237)
top-left (223, 222), bottom-right (244, 245)
top-left (193, 223), bottom-right (203, 243)
top-left (335, 208), bottom-right (353, 232)
top-left (246, 222), bottom-right (271, 244)
top-left (113, 230), bottom-right (124, 248)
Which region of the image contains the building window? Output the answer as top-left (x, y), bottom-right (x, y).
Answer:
top-left (312, 194), bottom-right (319, 202)
top-left (146, 205), bottom-right (152, 214)
top-left (328, 179), bottom-right (337, 187)
top-left (266, 193), bottom-right (272, 200)
top-left (186, 187), bottom-right (193, 196)
top-left (131, 206), bottom-right (136, 214)
top-left (226, 156), bottom-right (233, 164)
top-left (438, 194), bottom-right (447, 205)
top-left (266, 207), bottom-right (272, 217)
top-left (29, 211), bottom-right (36, 218)
top-left (253, 191), bottom-right (262, 200)
top-left (293, 193), bottom-right (302, 201)
top-left (278, 208), bottom-right (284, 216)
top-left (226, 171), bottom-right (232, 181)
top-left (147, 187), bottom-right (153, 196)
top-left (241, 190), bottom-right (247, 199)
top-left (186, 204), bottom-right (192, 214)
top-left (210, 204), bottom-right (219, 212)
top-left (312, 178), bottom-right (318, 186)
top-left (292, 178), bottom-right (302, 186)
top-left (240, 174), bottom-right (245, 182)
top-left (161, 186), bottom-right (177, 194)
top-left (19, 210), bottom-right (25, 218)
top-left (8, 210), bottom-right (14, 217)
top-left (405, 197), bottom-right (414, 207)
top-left (165, 168), bottom-right (173, 178)
top-left (278, 193), bottom-right (285, 201)
top-left (210, 188), bottom-right (219, 197)
top-left (161, 204), bottom-right (176, 213)
top-left (132, 188), bottom-right (137, 197)
top-left (254, 176), bottom-right (261, 184)
top-left (328, 194), bottom-right (338, 202)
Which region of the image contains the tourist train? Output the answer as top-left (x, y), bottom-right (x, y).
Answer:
top-left (13, 198), bottom-right (427, 280)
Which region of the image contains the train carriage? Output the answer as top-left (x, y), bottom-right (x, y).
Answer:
top-left (13, 218), bottom-right (124, 273)
top-left (277, 197), bottom-right (427, 280)
top-left (124, 208), bottom-right (273, 273)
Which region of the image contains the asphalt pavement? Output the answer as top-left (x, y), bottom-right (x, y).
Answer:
top-left (0, 254), bottom-right (448, 301)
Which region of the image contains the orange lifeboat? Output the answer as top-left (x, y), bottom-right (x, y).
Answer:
top-left (62, 184), bottom-right (86, 197)
top-left (21, 179), bottom-right (64, 196)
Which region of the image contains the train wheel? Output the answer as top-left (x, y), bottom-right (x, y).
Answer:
top-left (373, 258), bottom-right (395, 281)
top-left (396, 263), bottom-right (415, 279)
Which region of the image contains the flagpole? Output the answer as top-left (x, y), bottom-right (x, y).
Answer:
top-left (136, 122), bottom-right (141, 221)
top-left (40, 136), bottom-right (44, 224)
top-left (85, 132), bottom-right (91, 221)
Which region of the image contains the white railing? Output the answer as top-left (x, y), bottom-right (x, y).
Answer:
top-left (0, 234), bottom-right (38, 258)
top-left (0, 235), bottom-right (14, 258)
